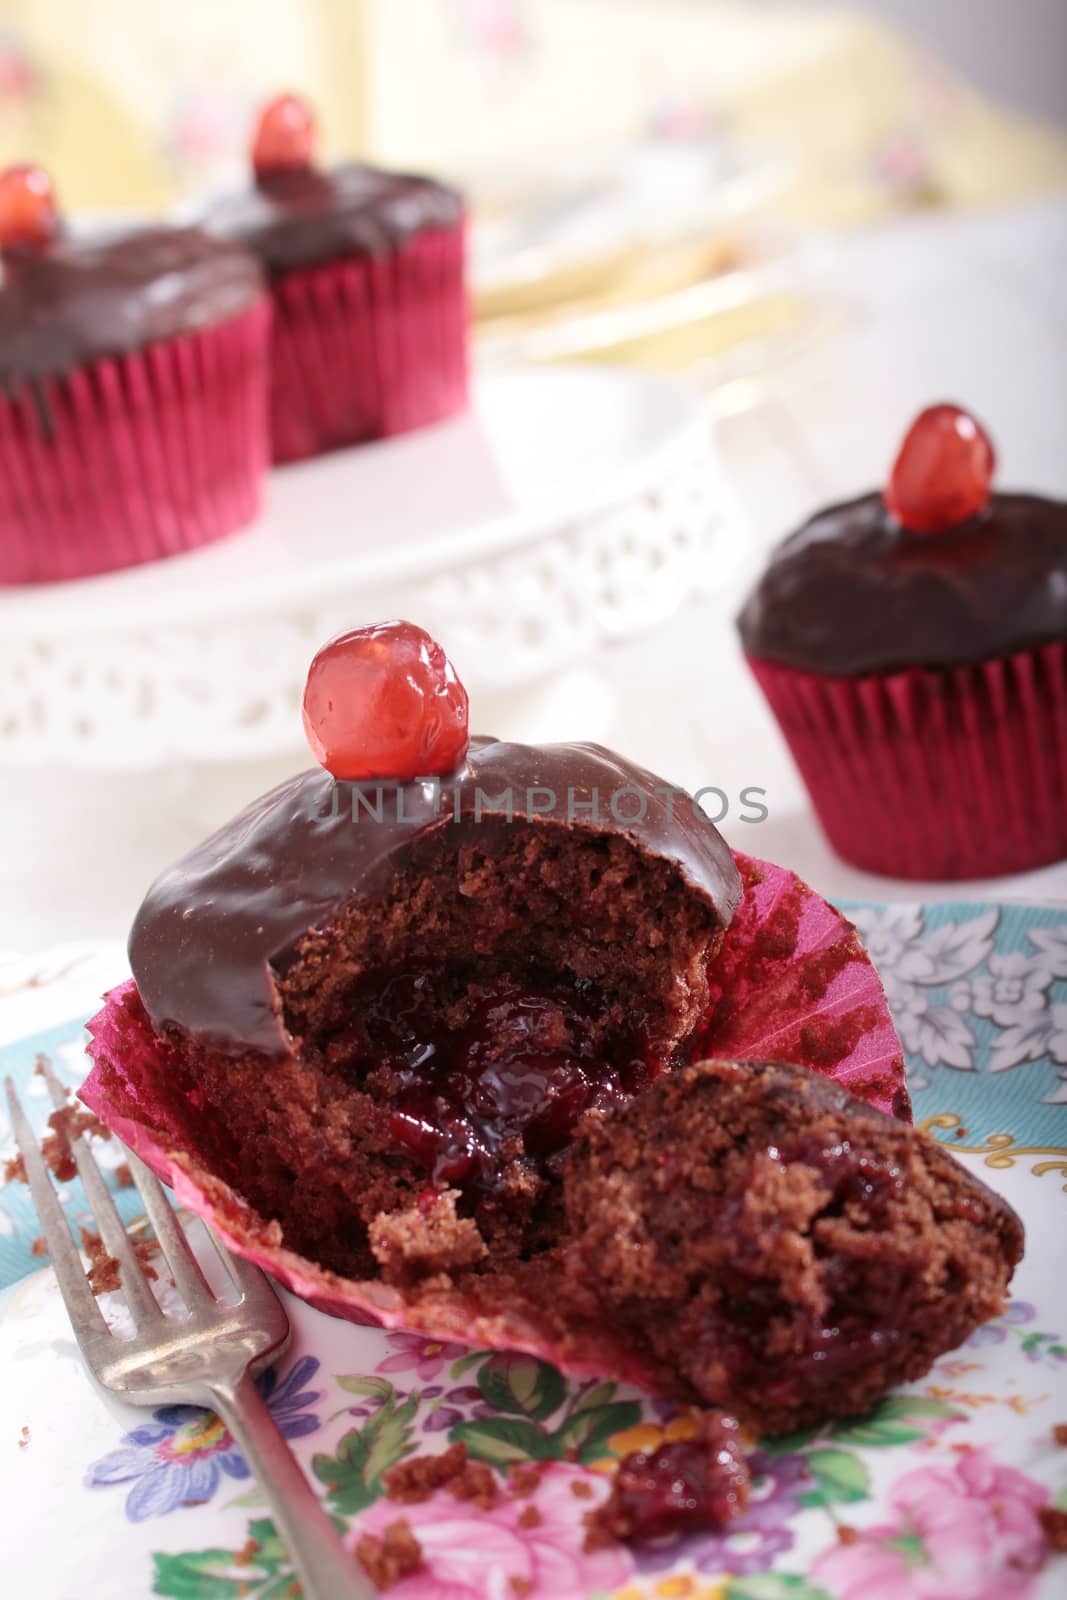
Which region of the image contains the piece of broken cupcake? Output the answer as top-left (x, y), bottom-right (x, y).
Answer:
top-left (80, 621), bottom-right (1023, 1551)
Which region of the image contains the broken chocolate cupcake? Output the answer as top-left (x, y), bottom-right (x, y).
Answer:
top-left (565, 1058), bottom-right (1023, 1434)
top-left (81, 622), bottom-right (1018, 1434)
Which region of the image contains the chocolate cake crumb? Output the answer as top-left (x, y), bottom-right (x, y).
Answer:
top-left (564, 1059), bottom-right (1024, 1434)
top-left (233, 1536), bottom-right (260, 1565)
top-left (582, 1512), bottom-right (615, 1553)
top-left (79, 1228), bottom-right (158, 1296)
top-left (837, 1524), bottom-right (859, 1545)
top-left (383, 1442), bottom-right (497, 1508)
top-left (114, 1163), bottom-right (134, 1189)
top-left (1039, 1507), bottom-right (1067, 1552)
top-left (18, 1425), bottom-right (29, 1449)
top-left (1052, 1424), bottom-right (1067, 1447)
top-left (31, 1236), bottom-right (47, 1257)
top-left (569, 1479), bottom-right (593, 1500)
top-left (25, 1103), bottom-right (112, 1186)
top-left (384, 1442), bottom-right (467, 1503)
top-left (448, 1459), bottom-right (499, 1509)
top-left (369, 1191), bottom-right (487, 1286)
top-left (80, 1228), bottom-right (121, 1294)
top-left (517, 1504), bottom-right (541, 1529)
top-left (355, 1519), bottom-right (423, 1588)
top-left (3, 1153), bottom-right (26, 1185)
top-left (508, 1462), bottom-right (546, 1497)
top-left (508, 1578), bottom-right (532, 1597)
top-left (562, 1444), bottom-right (579, 1463)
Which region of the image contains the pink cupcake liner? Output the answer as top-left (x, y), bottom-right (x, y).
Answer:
top-left (268, 224), bottom-right (468, 464)
top-left (80, 851), bottom-right (906, 1363)
top-left (748, 645), bottom-right (1067, 880)
top-left (0, 300), bottom-right (271, 585)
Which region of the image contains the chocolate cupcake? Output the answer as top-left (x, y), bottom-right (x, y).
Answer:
top-left (199, 94), bottom-right (468, 464)
top-left (738, 404), bottom-right (1067, 879)
top-left (81, 625), bottom-right (962, 1432)
top-left (80, 623), bottom-right (1017, 1432)
top-left (0, 164), bottom-right (269, 585)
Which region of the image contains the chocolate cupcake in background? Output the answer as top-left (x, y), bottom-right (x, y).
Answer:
top-left (198, 94), bottom-right (468, 464)
top-left (0, 164), bottom-right (270, 585)
top-left (738, 404), bottom-right (1067, 880)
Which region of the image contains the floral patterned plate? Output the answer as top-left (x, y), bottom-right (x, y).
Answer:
top-left (2, 907), bottom-right (1067, 1600)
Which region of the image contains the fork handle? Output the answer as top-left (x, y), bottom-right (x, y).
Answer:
top-left (208, 1372), bottom-right (378, 1600)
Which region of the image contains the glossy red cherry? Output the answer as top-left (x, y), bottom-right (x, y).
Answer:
top-left (884, 403), bottom-right (995, 535)
top-left (252, 93), bottom-right (317, 177)
top-left (0, 164), bottom-right (59, 249)
top-left (302, 621), bottom-right (469, 781)
top-left (598, 1414), bottom-right (749, 1543)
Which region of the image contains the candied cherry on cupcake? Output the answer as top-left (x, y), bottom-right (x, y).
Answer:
top-left (738, 403), bottom-right (1067, 880)
top-left (0, 162), bottom-right (270, 586)
top-left (197, 92), bottom-right (468, 464)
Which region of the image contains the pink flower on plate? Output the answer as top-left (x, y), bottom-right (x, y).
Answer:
top-left (375, 1332), bottom-right (469, 1383)
top-left (352, 1460), bottom-right (633, 1599)
top-left (812, 1449), bottom-right (1049, 1600)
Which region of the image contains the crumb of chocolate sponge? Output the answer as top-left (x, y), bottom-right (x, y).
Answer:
top-left (355, 1519), bottom-right (423, 1588)
top-left (508, 1462), bottom-right (546, 1497)
top-left (3, 1153), bottom-right (26, 1185)
top-left (369, 1190), bottom-right (487, 1286)
top-left (517, 1504), bottom-right (541, 1528)
top-left (79, 1228), bottom-right (159, 1296)
top-left (384, 1443), bottom-right (498, 1509)
top-left (564, 1059), bottom-right (1025, 1435)
top-left (113, 1162), bottom-right (134, 1189)
top-left (31, 1236), bottom-right (47, 1257)
top-left (2, 1101), bottom-right (115, 1189)
top-left (233, 1536), bottom-right (260, 1566)
top-left (836, 1524), bottom-right (859, 1545)
top-left (509, 1578), bottom-right (532, 1597)
top-left (18, 1425), bottom-right (29, 1449)
top-left (1040, 1507), bottom-right (1067, 1552)
top-left (1053, 1424), bottom-right (1067, 1447)
top-left (569, 1480), bottom-right (593, 1500)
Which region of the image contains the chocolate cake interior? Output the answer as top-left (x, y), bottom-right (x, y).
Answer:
top-left (171, 819), bottom-right (722, 1279)
top-left (565, 1060), bottom-right (1024, 1433)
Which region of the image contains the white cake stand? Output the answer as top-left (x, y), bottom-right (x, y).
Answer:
top-left (0, 366), bottom-right (745, 770)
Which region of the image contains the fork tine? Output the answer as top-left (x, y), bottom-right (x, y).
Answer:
top-left (204, 1226), bottom-right (275, 1303)
top-left (4, 1077), bottom-right (109, 1339)
top-left (39, 1060), bottom-right (161, 1328)
top-left (123, 1151), bottom-right (216, 1312)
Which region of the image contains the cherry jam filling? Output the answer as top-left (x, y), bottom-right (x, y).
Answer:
top-left (598, 1416), bottom-right (749, 1544)
top-left (323, 969), bottom-right (654, 1191)
top-left (683, 1136), bottom-right (908, 1397)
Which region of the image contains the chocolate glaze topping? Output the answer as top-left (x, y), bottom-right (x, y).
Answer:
top-left (129, 737), bottom-right (742, 1058)
top-left (0, 226), bottom-right (265, 388)
top-left (198, 163), bottom-right (465, 276)
top-left (737, 490), bottom-right (1067, 677)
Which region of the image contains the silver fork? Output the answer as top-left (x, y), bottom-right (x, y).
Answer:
top-left (6, 1064), bottom-right (375, 1600)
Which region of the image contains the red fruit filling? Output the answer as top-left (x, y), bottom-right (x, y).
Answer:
top-left (325, 972), bottom-right (651, 1191)
top-left (167, 821), bottom-right (721, 1281)
top-left (592, 1414), bottom-right (749, 1545)
top-left (565, 1060), bottom-right (1023, 1435)
top-left (252, 92), bottom-right (317, 177)
top-left (0, 163), bottom-right (59, 249)
top-left (302, 621), bottom-right (470, 782)
top-left (884, 402), bottom-right (995, 535)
